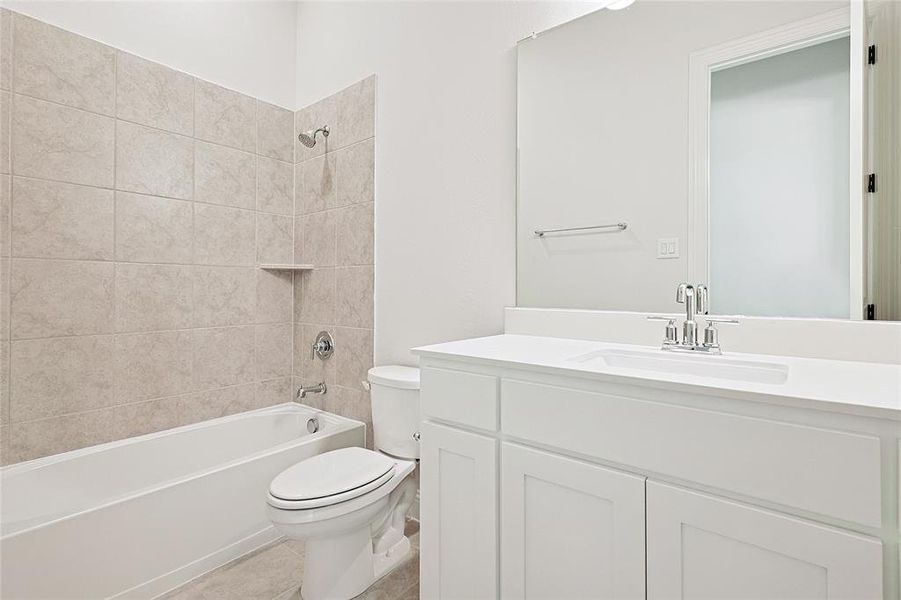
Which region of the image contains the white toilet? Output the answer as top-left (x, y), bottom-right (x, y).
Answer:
top-left (267, 366), bottom-right (421, 600)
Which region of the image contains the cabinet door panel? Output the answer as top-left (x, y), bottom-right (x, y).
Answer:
top-left (420, 422), bottom-right (498, 599)
top-left (647, 481), bottom-right (882, 600)
top-left (501, 443), bottom-right (646, 599)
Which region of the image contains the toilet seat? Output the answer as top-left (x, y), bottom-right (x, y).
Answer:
top-left (268, 447), bottom-right (397, 510)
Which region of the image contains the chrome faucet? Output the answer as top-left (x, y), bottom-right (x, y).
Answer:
top-left (297, 382), bottom-right (327, 399)
top-left (648, 283), bottom-right (737, 354)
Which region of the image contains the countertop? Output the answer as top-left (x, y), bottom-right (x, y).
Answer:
top-left (413, 335), bottom-right (901, 420)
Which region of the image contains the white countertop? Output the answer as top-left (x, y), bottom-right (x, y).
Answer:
top-left (413, 335), bottom-right (901, 419)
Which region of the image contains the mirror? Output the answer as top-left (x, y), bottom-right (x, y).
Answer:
top-left (516, 0), bottom-right (900, 320)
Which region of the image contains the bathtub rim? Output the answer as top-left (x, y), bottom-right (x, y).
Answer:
top-left (1, 403), bottom-right (366, 540)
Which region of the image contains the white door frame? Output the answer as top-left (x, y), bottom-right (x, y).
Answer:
top-left (686, 6), bottom-right (864, 319)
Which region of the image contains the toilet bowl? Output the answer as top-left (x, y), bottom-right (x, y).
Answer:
top-left (267, 366), bottom-right (421, 600)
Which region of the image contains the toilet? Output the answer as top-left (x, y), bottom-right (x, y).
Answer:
top-left (267, 366), bottom-right (421, 600)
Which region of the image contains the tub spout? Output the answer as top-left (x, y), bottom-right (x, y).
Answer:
top-left (296, 382), bottom-right (327, 399)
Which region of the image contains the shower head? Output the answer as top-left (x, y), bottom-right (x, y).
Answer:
top-left (298, 125), bottom-right (330, 148)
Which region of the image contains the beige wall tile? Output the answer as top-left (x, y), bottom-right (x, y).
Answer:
top-left (115, 263), bottom-right (192, 332)
top-left (176, 383), bottom-right (257, 424)
top-left (257, 100), bottom-right (293, 162)
top-left (293, 217), bottom-right (304, 264)
top-left (116, 120), bottom-right (193, 200)
top-left (337, 139), bottom-right (374, 207)
top-left (1, 174), bottom-right (11, 256)
top-left (335, 75), bottom-right (375, 149)
top-left (10, 335), bottom-right (116, 421)
top-left (194, 141), bottom-right (255, 209)
top-left (299, 153), bottom-right (336, 214)
top-left (0, 91), bottom-right (8, 175)
top-left (10, 258), bottom-right (113, 338)
top-left (294, 323), bottom-right (335, 384)
top-left (255, 322), bottom-right (292, 380)
top-left (295, 95), bottom-right (336, 162)
top-left (13, 14), bottom-right (115, 115)
top-left (256, 269), bottom-right (293, 324)
top-left (296, 267), bottom-right (335, 325)
top-left (115, 191), bottom-right (192, 264)
top-left (334, 327), bottom-right (373, 389)
top-left (0, 10), bottom-right (10, 91)
top-left (336, 266), bottom-right (374, 329)
top-left (257, 156), bottom-right (293, 216)
top-left (256, 377), bottom-right (292, 408)
top-left (193, 325), bottom-right (256, 390)
top-left (0, 258), bottom-right (8, 340)
top-left (336, 202), bottom-right (374, 266)
top-left (256, 213), bottom-right (293, 264)
top-left (195, 79), bottom-right (255, 152)
top-left (193, 266), bottom-right (256, 327)
top-left (326, 384), bottom-right (372, 445)
top-left (11, 177), bottom-right (114, 260)
top-left (293, 162), bottom-right (303, 216)
top-left (115, 330), bottom-right (192, 402)
top-left (302, 210), bottom-right (336, 267)
top-left (117, 52), bottom-right (193, 135)
top-left (194, 203), bottom-right (256, 266)
top-left (12, 94), bottom-right (114, 187)
top-left (0, 340), bottom-right (7, 424)
top-left (8, 411), bottom-right (95, 462)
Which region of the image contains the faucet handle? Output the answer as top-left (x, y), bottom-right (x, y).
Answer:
top-left (702, 317), bottom-right (739, 351)
top-left (696, 285), bottom-right (709, 315)
top-left (647, 316), bottom-right (679, 345)
top-left (704, 317), bottom-right (739, 325)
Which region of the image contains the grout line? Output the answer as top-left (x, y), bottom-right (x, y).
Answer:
top-left (9, 321), bottom-right (294, 344)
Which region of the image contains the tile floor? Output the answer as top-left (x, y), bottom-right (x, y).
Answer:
top-left (160, 520), bottom-right (420, 600)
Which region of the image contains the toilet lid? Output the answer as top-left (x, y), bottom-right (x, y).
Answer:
top-left (269, 447), bottom-right (396, 503)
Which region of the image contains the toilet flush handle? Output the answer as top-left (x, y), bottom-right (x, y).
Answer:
top-left (412, 431), bottom-right (421, 441)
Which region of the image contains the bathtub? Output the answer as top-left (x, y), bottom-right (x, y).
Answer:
top-left (0, 403), bottom-right (365, 599)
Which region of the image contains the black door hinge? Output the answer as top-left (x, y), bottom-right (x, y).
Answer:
top-left (868, 44), bottom-right (876, 65)
top-left (868, 173), bottom-right (877, 193)
top-left (866, 304), bottom-right (876, 320)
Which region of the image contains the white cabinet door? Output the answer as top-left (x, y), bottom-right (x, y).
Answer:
top-left (647, 481), bottom-right (883, 600)
top-left (420, 422), bottom-right (498, 599)
top-left (501, 443), bottom-right (646, 599)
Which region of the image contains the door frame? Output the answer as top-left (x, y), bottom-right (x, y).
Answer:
top-left (686, 6), bottom-right (864, 319)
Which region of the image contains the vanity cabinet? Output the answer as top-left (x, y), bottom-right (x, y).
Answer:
top-left (500, 443), bottom-right (646, 599)
top-left (420, 422), bottom-right (498, 600)
top-left (647, 482), bottom-right (883, 599)
top-left (417, 359), bottom-right (891, 600)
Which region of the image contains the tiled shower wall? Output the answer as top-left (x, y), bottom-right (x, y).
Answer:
top-left (0, 11), bottom-right (299, 464)
top-left (292, 77), bottom-right (376, 446)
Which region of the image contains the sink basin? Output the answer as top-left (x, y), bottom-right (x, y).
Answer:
top-left (566, 348), bottom-right (789, 385)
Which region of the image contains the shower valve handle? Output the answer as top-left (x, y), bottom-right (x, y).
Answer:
top-left (310, 331), bottom-right (335, 361)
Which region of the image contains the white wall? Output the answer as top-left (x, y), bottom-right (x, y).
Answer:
top-left (294, 1), bottom-right (607, 366)
top-left (0, 0), bottom-right (297, 107)
top-left (710, 37), bottom-right (851, 318)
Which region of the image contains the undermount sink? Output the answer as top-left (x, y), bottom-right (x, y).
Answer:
top-left (566, 348), bottom-right (789, 385)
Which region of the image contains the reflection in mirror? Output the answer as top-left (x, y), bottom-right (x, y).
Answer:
top-left (516, 0), bottom-right (900, 320)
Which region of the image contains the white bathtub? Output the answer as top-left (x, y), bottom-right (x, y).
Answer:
top-left (0, 403), bottom-right (365, 599)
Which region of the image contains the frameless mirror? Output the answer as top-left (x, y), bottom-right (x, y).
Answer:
top-left (516, 0), bottom-right (900, 320)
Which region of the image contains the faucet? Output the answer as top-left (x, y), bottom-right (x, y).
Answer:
top-left (648, 283), bottom-right (737, 354)
top-left (297, 382), bottom-right (327, 399)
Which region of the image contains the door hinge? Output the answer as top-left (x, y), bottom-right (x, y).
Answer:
top-left (868, 173), bottom-right (876, 193)
top-left (868, 44), bottom-right (876, 65)
top-left (866, 304), bottom-right (876, 320)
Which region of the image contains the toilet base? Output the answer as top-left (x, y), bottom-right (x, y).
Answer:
top-left (300, 531), bottom-right (411, 600)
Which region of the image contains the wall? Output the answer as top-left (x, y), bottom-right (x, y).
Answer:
top-left (291, 76), bottom-right (377, 446)
top-left (0, 0), bottom-right (297, 108)
top-left (515, 0), bottom-right (846, 314)
top-left (710, 37), bottom-right (850, 318)
top-left (0, 10), bottom-right (297, 463)
top-left (294, 1), bottom-right (608, 366)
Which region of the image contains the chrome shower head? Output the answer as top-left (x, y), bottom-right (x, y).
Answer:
top-left (298, 125), bottom-right (330, 148)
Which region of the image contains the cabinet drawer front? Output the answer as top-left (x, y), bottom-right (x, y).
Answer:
top-left (647, 482), bottom-right (883, 600)
top-left (501, 379), bottom-right (882, 527)
top-left (501, 443), bottom-right (645, 599)
top-left (422, 367), bottom-right (498, 431)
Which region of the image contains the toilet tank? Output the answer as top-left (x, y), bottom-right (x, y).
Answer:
top-left (367, 366), bottom-right (421, 459)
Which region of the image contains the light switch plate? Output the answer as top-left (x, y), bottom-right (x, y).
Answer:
top-left (656, 237), bottom-right (680, 259)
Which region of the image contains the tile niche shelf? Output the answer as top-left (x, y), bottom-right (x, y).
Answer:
top-left (258, 264), bottom-right (315, 271)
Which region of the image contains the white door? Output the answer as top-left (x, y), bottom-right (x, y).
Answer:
top-left (501, 443), bottom-right (646, 599)
top-left (420, 421), bottom-right (498, 600)
top-left (647, 481), bottom-right (883, 599)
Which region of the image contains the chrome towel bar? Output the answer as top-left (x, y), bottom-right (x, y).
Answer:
top-left (534, 222), bottom-right (628, 237)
